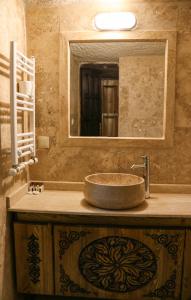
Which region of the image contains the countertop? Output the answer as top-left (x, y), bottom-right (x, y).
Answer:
top-left (8, 189), bottom-right (191, 220)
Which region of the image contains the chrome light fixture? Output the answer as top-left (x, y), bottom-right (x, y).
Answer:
top-left (94, 12), bottom-right (137, 31)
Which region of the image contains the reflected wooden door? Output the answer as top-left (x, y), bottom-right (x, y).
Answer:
top-left (80, 68), bottom-right (101, 136)
top-left (101, 80), bottom-right (118, 136)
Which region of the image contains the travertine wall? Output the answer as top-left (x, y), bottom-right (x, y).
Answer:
top-left (70, 54), bottom-right (80, 136)
top-left (26, 0), bottom-right (191, 185)
top-left (119, 55), bottom-right (165, 137)
top-left (0, 0), bottom-right (27, 299)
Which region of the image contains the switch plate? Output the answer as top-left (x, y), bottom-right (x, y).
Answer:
top-left (38, 136), bottom-right (50, 149)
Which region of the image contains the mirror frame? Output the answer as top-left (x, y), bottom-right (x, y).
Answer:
top-left (59, 31), bottom-right (176, 148)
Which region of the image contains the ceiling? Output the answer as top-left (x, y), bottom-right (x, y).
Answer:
top-left (70, 41), bottom-right (166, 63)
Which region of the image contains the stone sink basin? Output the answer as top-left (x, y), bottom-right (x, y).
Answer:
top-left (84, 173), bottom-right (145, 210)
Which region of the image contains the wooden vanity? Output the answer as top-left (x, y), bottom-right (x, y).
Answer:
top-left (8, 186), bottom-right (191, 299)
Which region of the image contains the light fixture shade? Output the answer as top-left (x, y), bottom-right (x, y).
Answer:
top-left (94, 12), bottom-right (137, 31)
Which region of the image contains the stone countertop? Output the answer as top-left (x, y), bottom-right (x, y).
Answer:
top-left (8, 190), bottom-right (191, 220)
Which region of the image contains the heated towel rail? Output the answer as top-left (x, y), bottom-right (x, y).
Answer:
top-left (9, 41), bottom-right (38, 176)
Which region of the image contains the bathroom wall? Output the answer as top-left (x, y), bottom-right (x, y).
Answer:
top-left (26, 0), bottom-right (191, 184)
top-left (70, 54), bottom-right (80, 136)
top-left (0, 0), bottom-right (27, 299)
top-left (119, 55), bottom-right (164, 137)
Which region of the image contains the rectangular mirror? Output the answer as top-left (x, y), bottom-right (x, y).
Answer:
top-left (70, 41), bottom-right (166, 138)
top-left (59, 31), bottom-right (176, 147)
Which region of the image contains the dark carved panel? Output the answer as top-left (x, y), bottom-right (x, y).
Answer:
top-left (79, 236), bottom-right (157, 293)
top-left (58, 230), bottom-right (90, 295)
top-left (146, 233), bottom-right (179, 261)
top-left (144, 270), bottom-right (176, 298)
top-left (26, 233), bottom-right (41, 284)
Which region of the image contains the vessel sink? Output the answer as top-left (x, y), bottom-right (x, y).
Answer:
top-left (84, 173), bottom-right (145, 210)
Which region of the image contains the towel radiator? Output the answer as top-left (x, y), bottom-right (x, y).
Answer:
top-left (9, 41), bottom-right (38, 176)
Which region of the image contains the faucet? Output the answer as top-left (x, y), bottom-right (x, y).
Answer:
top-left (131, 155), bottom-right (150, 199)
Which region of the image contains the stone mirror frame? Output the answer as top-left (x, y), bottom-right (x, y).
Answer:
top-left (59, 31), bottom-right (176, 148)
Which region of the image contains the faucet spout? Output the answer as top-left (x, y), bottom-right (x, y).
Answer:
top-left (131, 163), bottom-right (145, 169)
top-left (131, 156), bottom-right (150, 199)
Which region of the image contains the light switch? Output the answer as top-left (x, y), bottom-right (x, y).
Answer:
top-left (38, 136), bottom-right (50, 149)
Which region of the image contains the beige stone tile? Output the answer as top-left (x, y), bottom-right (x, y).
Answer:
top-left (36, 71), bottom-right (59, 96)
top-left (28, 32), bottom-right (59, 60)
top-left (177, 3), bottom-right (191, 31)
top-left (173, 128), bottom-right (191, 183)
top-left (175, 33), bottom-right (191, 127)
top-left (35, 72), bottom-right (59, 131)
top-left (135, 3), bottom-right (178, 30)
top-left (26, 7), bottom-right (60, 38)
top-left (119, 55), bottom-right (164, 137)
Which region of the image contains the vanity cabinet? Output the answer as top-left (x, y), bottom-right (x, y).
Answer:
top-left (14, 223), bottom-right (53, 295)
top-left (54, 225), bottom-right (184, 299)
top-left (14, 222), bottom-right (187, 299)
top-left (181, 229), bottom-right (191, 299)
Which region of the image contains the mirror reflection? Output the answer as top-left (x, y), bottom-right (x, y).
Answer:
top-left (70, 41), bottom-right (166, 138)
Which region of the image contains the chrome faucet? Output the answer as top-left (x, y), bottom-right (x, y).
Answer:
top-left (131, 155), bottom-right (150, 199)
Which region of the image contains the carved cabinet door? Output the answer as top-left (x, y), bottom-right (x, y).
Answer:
top-left (54, 225), bottom-right (185, 299)
top-left (14, 222), bottom-right (54, 295)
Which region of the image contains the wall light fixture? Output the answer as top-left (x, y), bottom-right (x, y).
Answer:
top-left (94, 12), bottom-right (137, 31)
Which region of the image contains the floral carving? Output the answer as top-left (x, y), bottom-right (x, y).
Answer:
top-left (58, 230), bottom-right (90, 295)
top-left (146, 234), bottom-right (179, 261)
top-left (26, 234), bottom-right (41, 284)
top-left (59, 230), bottom-right (89, 258)
top-left (144, 270), bottom-right (176, 298)
top-left (60, 264), bottom-right (90, 295)
top-left (79, 236), bottom-right (157, 292)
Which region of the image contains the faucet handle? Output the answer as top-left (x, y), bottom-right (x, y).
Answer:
top-left (141, 155), bottom-right (150, 165)
top-left (141, 155), bottom-right (149, 159)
